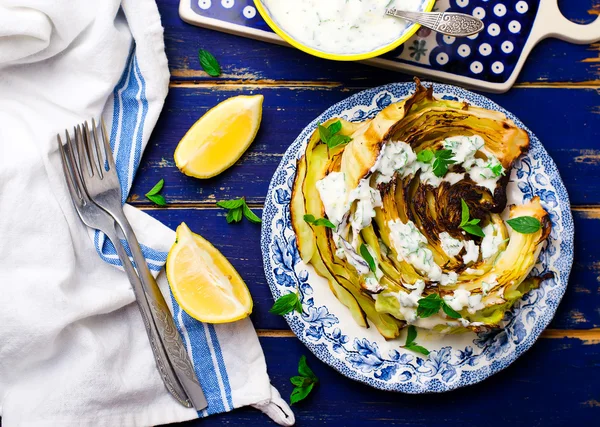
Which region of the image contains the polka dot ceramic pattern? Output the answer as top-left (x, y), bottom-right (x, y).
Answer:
top-left (261, 82), bottom-right (574, 393)
top-left (383, 0), bottom-right (539, 83)
top-left (187, 0), bottom-right (539, 85)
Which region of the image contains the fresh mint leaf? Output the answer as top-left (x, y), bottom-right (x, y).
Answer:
top-left (218, 198), bottom-right (261, 225)
top-left (442, 301), bottom-right (462, 319)
top-left (304, 214), bottom-right (336, 229)
top-left (460, 199), bottom-right (470, 227)
top-left (507, 216), bottom-right (541, 234)
top-left (462, 224), bottom-right (485, 237)
top-left (404, 343), bottom-right (430, 356)
top-left (290, 355), bottom-right (318, 405)
top-left (298, 355), bottom-right (317, 380)
top-left (417, 149), bottom-right (434, 163)
top-left (145, 179), bottom-right (166, 206)
top-left (318, 124), bottom-right (331, 144)
top-left (217, 198), bottom-right (245, 210)
top-left (405, 325), bottom-right (417, 346)
top-left (198, 49), bottom-right (221, 77)
top-left (146, 194), bottom-right (166, 206)
top-left (269, 293), bottom-right (301, 315)
top-left (432, 149), bottom-right (456, 178)
top-left (327, 120), bottom-right (342, 135)
top-left (489, 163), bottom-right (505, 177)
top-left (460, 199), bottom-right (484, 237)
top-left (290, 382), bottom-right (315, 405)
top-left (359, 244), bottom-right (376, 273)
top-left (402, 325), bottom-right (430, 356)
top-left (242, 204), bottom-right (262, 224)
top-left (317, 120), bottom-right (352, 149)
top-left (327, 134), bottom-right (352, 149)
top-left (146, 179), bottom-right (164, 196)
top-left (417, 293), bottom-right (442, 318)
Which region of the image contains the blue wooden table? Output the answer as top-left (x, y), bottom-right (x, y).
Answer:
top-left (140, 1), bottom-right (600, 424)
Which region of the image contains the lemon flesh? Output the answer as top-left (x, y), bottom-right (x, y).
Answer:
top-left (174, 94), bottom-right (263, 179)
top-left (166, 223), bottom-right (253, 323)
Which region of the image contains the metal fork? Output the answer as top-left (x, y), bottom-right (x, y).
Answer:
top-left (58, 122), bottom-right (207, 410)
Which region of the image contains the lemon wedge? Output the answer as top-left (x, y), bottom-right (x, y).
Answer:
top-left (174, 94), bottom-right (263, 179)
top-left (166, 223), bottom-right (253, 323)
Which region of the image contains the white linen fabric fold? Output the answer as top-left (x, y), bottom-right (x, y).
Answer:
top-left (0, 0), bottom-right (294, 425)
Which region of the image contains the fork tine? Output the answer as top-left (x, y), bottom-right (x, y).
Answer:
top-left (75, 125), bottom-right (93, 178)
top-left (66, 129), bottom-right (88, 198)
top-left (57, 134), bottom-right (83, 203)
top-left (84, 121), bottom-right (103, 179)
top-left (97, 117), bottom-right (116, 171)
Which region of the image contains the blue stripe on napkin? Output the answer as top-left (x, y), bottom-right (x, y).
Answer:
top-left (93, 47), bottom-right (233, 416)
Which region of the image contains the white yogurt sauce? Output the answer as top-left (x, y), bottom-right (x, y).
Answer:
top-left (261, 0), bottom-right (423, 55)
top-left (392, 279), bottom-right (426, 323)
top-left (444, 288), bottom-right (486, 314)
top-left (316, 171), bottom-right (348, 226)
top-left (463, 240), bottom-right (480, 265)
top-left (439, 232), bottom-right (464, 258)
top-left (481, 223), bottom-right (504, 260)
top-left (388, 219), bottom-right (443, 282)
top-left (348, 178), bottom-right (383, 238)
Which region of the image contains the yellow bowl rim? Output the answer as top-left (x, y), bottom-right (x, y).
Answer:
top-left (253, 0), bottom-right (437, 62)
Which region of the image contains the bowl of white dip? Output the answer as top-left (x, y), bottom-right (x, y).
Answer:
top-left (254, 0), bottom-right (435, 61)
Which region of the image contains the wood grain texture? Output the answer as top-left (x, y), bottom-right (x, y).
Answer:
top-left (165, 337), bottom-right (600, 426)
top-left (141, 207), bottom-right (599, 331)
top-left (130, 85), bottom-right (600, 206)
top-left (158, 0), bottom-right (600, 85)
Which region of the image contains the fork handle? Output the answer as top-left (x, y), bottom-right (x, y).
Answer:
top-left (106, 227), bottom-right (195, 408)
top-left (110, 212), bottom-right (208, 411)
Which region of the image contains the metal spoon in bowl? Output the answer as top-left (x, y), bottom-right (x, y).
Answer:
top-left (385, 8), bottom-right (484, 37)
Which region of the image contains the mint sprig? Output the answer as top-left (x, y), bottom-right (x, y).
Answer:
top-left (269, 292), bottom-right (302, 315)
top-left (432, 149), bottom-right (456, 177)
top-left (217, 197), bottom-right (262, 224)
top-left (145, 179), bottom-right (166, 206)
top-left (290, 356), bottom-right (318, 405)
top-left (460, 199), bottom-right (485, 237)
top-left (402, 325), bottom-right (430, 356)
top-left (304, 214), bottom-right (335, 229)
top-left (318, 120), bottom-right (352, 149)
top-left (417, 293), bottom-right (461, 319)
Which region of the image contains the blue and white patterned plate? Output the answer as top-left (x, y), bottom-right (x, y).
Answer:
top-left (261, 82), bottom-right (574, 392)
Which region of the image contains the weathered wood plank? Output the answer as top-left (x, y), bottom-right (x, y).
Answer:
top-left (167, 336), bottom-right (600, 427)
top-left (130, 85), bottom-right (600, 206)
top-left (157, 0), bottom-right (600, 84)
top-left (142, 207), bottom-right (599, 331)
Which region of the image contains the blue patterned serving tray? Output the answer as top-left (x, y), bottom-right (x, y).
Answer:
top-left (180, 0), bottom-right (600, 93)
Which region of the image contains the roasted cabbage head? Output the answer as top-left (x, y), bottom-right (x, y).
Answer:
top-left (291, 80), bottom-right (552, 339)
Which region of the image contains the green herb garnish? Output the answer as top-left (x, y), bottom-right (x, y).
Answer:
top-left (318, 120), bottom-right (352, 149)
top-left (198, 49), bottom-right (221, 77)
top-left (359, 243), bottom-right (376, 273)
top-left (432, 149), bottom-right (456, 177)
top-left (417, 149), bottom-right (434, 163)
top-left (417, 293), bottom-right (461, 319)
top-left (402, 325), bottom-right (430, 356)
top-left (489, 163), bottom-right (505, 177)
top-left (506, 216), bottom-right (541, 234)
top-left (290, 356), bottom-right (318, 405)
top-left (460, 199), bottom-right (485, 237)
top-left (269, 292), bottom-right (302, 315)
top-left (145, 179), bottom-right (166, 206)
top-left (217, 197), bottom-right (262, 224)
top-left (304, 214), bottom-right (336, 229)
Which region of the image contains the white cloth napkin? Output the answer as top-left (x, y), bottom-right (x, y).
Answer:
top-left (0, 0), bottom-right (294, 426)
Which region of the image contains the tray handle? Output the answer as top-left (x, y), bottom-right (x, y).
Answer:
top-left (537, 0), bottom-right (600, 44)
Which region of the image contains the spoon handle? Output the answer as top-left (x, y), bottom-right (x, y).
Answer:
top-left (385, 9), bottom-right (484, 37)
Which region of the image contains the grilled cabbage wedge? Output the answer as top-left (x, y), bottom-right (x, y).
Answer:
top-left (291, 80), bottom-right (552, 339)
